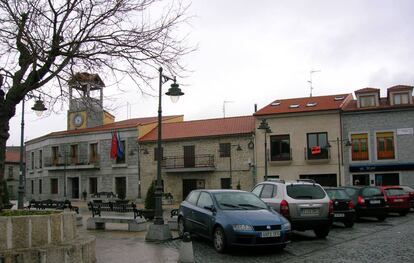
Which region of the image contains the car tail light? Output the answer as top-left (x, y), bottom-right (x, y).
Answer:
top-left (357, 196), bottom-right (365, 205)
top-left (328, 200), bottom-right (334, 216)
top-left (280, 200), bottom-right (289, 218)
top-left (348, 200), bottom-right (354, 210)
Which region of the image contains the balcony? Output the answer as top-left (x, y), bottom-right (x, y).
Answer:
top-left (305, 147), bottom-right (330, 163)
top-left (269, 148), bottom-right (292, 166)
top-left (162, 154), bottom-right (215, 173)
top-left (44, 154), bottom-right (100, 170)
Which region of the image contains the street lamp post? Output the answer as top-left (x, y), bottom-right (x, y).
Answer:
top-left (146, 67), bottom-right (184, 241)
top-left (258, 119), bottom-right (272, 182)
top-left (327, 137), bottom-right (351, 186)
top-left (18, 95), bottom-right (47, 209)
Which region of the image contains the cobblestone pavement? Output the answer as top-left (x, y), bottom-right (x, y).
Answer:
top-left (76, 201), bottom-right (414, 263)
top-left (164, 213), bottom-right (414, 263)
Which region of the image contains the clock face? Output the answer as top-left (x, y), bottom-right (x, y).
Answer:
top-left (73, 114), bottom-right (84, 127)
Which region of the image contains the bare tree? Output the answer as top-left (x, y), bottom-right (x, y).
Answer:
top-left (0, 0), bottom-right (193, 209)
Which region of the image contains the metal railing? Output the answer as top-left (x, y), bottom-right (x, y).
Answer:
top-left (270, 148), bottom-right (292, 161)
top-left (304, 147), bottom-right (330, 160)
top-left (44, 154), bottom-right (100, 167)
top-left (162, 154), bottom-right (215, 169)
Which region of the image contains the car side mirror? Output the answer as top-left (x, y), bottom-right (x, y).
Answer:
top-left (204, 205), bottom-right (216, 212)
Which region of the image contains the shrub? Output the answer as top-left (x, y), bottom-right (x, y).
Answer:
top-left (145, 181), bottom-right (156, 210)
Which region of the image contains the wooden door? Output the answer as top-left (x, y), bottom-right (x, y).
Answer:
top-left (184, 145), bottom-right (195, 168)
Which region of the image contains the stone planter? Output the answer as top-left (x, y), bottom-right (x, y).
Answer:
top-left (0, 211), bottom-right (96, 263)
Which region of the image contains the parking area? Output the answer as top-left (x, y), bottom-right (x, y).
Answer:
top-left (165, 213), bottom-right (414, 262)
top-left (80, 206), bottom-right (414, 263)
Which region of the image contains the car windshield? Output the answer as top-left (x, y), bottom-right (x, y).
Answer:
top-left (362, 187), bottom-right (382, 197)
top-left (287, 184), bottom-right (326, 199)
top-left (213, 192), bottom-right (268, 210)
top-left (326, 189), bottom-right (349, 200)
top-left (385, 188), bottom-right (405, 196)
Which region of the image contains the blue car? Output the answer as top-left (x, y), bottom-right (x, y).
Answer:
top-left (177, 189), bottom-right (291, 253)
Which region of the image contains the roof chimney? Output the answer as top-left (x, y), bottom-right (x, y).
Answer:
top-left (254, 104), bottom-right (257, 113)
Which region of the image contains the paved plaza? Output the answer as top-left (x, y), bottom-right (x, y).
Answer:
top-left (73, 201), bottom-right (414, 263)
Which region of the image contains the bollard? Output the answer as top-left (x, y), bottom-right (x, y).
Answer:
top-left (178, 232), bottom-right (194, 263)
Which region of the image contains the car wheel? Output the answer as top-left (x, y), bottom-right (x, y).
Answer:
top-left (344, 220), bottom-right (354, 228)
top-left (399, 210), bottom-right (409, 216)
top-left (177, 216), bottom-right (186, 237)
top-left (377, 215), bottom-right (386, 222)
top-left (275, 244), bottom-right (286, 251)
top-left (213, 226), bottom-right (227, 253)
top-left (314, 226), bottom-right (330, 238)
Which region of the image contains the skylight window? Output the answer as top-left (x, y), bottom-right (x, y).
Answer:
top-left (306, 102), bottom-right (317, 107)
top-left (334, 96), bottom-right (344, 101)
top-left (289, 104), bottom-right (300, 108)
top-left (271, 101), bottom-right (281, 106)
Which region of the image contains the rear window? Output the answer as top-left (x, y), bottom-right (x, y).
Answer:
top-left (344, 188), bottom-right (358, 197)
top-left (326, 189), bottom-right (349, 200)
top-left (362, 187), bottom-right (382, 197)
top-left (286, 184), bottom-right (326, 199)
top-left (385, 188), bottom-right (405, 196)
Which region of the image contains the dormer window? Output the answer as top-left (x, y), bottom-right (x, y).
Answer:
top-left (359, 95), bottom-right (376, 107)
top-left (393, 93), bottom-right (409, 105)
top-left (289, 104), bottom-right (299, 109)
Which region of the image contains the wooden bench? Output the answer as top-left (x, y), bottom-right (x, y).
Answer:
top-left (27, 199), bottom-right (79, 214)
top-left (91, 191), bottom-right (117, 199)
top-left (87, 201), bottom-right (146, 231)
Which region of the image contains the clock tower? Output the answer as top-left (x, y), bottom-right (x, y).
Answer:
top-left (67, 73), bottom-right (107, 130)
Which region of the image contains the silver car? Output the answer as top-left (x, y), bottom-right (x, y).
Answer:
top-left (252, 180), bottom-right (333, 238)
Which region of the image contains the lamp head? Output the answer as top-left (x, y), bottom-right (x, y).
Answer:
top-left (165, 81), bottom-right (184, 103)
top-left (31, 99), bottom-right (47, 117)
top-left (258, 119), bottom-right (271, 133)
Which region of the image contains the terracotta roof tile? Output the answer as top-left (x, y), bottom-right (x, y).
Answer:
top-left (387, 85), bottom-right (413, 92)
top-left (139, 116), bottom-right (255, 142)
top-left (354, 87), bottom-right (380, 94)
top-left (43, 115), bottom-right (182, 137)
top-left (254, 94), bottom-right (353, 116)
top-left (6, 147), bottom-right (21, 163)
top-left (68, 72), bottom-right (105, 87)
top-left (343, 97), bottom-right (414, 111)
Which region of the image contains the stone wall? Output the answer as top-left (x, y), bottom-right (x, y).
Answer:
top-left (0, 212), bottom-right (96, 263)
top-left (139, 134), bottom-right (255, 202)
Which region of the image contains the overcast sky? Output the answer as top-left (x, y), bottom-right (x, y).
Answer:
top-left (7, 0), bottom-right (414, 146)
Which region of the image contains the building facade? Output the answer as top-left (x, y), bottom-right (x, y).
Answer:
top-left (24, 72), bottom-right (183, 201)
top-left (342, 85), bottom-right (414, 186)
top-left (254, 94), bottom-right (353, 186)
top-left (5, 146), bottom-right (22, 200)
top-left (138, 116), bottom-right (256, 201)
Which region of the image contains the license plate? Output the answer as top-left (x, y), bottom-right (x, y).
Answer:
top-left (301, 208), bottom-right (320, 215)
top-left (334, 213), bottom-right (345, 218)
top-left (260, 230), bottom-right (280, 238)
top-left (394, 199), bottom-right (403, 202)
top-left (370, 200), bottom-right (380, 204)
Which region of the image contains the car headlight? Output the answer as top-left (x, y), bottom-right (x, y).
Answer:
top-left (282, 222), bottom-right (291, 231)
top-left (232, 224), bottom-right (254, 231)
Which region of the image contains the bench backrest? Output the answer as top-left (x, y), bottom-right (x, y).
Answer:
top-left (28, 199), bottom-right (79, 214)
top-left (88, 201), bottom-right (141, 219)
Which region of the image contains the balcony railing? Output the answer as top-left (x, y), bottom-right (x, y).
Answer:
top-left (305, 147), bottom-right (330, 160)
top-left (44, 154), bottom-right (100, 169)
top-left (270, 148), bottom-right (292, 161)
top-left (352, 151), bottom-right (369, 161)
top-left (162, 154), bottom-right (215, 171)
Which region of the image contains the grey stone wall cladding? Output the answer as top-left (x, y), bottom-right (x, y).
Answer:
top-left (342, 109), bottom-right (414, 185)
top-left (25, 129), bottom-right (140, 200)
top-left (139, 135), bottom-right (255, 201)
